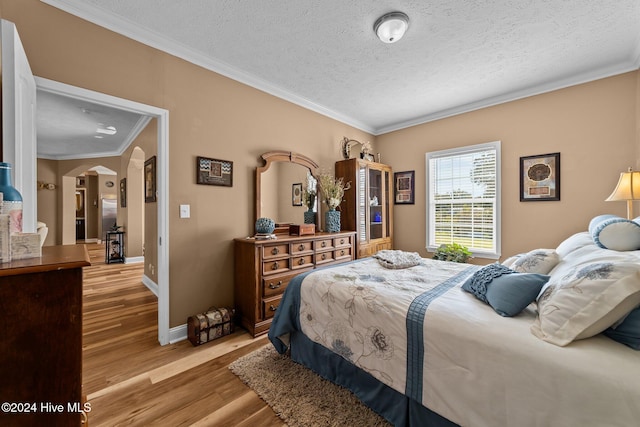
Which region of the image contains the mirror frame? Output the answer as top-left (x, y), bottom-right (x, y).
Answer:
top-left (256, 150), bottom-right (320, 232)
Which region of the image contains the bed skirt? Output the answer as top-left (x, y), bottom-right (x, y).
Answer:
top-left (288, 331), bottom-right (458, 427)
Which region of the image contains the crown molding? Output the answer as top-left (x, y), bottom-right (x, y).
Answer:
top-left (40, 0), bottom-right (376, 134)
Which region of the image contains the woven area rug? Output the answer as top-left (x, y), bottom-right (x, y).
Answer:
top-left (229, 344), bottom-right (391, 427)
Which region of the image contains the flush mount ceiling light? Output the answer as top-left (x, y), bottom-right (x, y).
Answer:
top-left (374, 11), bottom-right (409, 43)
top-left (96, 124), bottom-right (117, 135)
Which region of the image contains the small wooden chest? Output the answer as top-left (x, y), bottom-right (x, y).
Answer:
top-left (290, 224), bottom-right (315, 236)
top-left (187, 306), bottom-right (235, 346)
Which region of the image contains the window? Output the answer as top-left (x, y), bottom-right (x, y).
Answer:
top-left (426, 141), bottom-right (501, 259)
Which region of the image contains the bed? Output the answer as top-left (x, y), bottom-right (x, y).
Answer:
top-left (268, 225), bottom-right (640, 427)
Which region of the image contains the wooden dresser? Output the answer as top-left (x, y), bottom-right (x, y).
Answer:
top-left (234, 231), bottom-right (356, 337)
top-left (0, 245), bottom-right (90, 426)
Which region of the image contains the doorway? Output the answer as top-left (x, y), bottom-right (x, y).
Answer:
top-left (35, 77), bottom-right (171, 345)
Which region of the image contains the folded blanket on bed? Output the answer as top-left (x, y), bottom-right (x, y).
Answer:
top-left (373, 249), bottom-right (422, 269)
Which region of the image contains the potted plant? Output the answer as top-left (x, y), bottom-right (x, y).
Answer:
top-left (432, 243), bottom-right (471, 263)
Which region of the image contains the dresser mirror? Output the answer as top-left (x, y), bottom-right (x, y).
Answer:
top-left (256, 151), bottom-right (320, 230)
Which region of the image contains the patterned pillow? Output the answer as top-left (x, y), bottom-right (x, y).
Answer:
top-left (509, 249), bottom-right (560, 274)
top-left (604, 306), bottom-right (640, 350)
top-left (462, 264), bottom-right (550, 317)
top-left (531, 262), bottom-right (640, 346)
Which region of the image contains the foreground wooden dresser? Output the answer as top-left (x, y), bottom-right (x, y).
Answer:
top-left (0, 245), bottom-right (90, 426)
top-left (234, 231), bottom-right (355, 337)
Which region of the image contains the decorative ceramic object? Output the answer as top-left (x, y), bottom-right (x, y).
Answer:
top-left (255, 217), bottom-right (275, 234)
top-left (0, 162), bottom-right (23, 233)
top-left (325, 209), bottom-right (340, 233)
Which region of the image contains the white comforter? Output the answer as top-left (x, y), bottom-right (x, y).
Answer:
top-left (297, 258), bottom-right (640, 427)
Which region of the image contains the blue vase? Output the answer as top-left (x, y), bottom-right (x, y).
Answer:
top-left (0, 162), bottom-right (22, 233)
top-left (325, 209), bottom-right (340, 233)
top-left (255, 217), bottom-right (275, 234)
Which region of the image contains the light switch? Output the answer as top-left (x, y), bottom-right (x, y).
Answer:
top-left (179, 204), bottom-right (190, 218)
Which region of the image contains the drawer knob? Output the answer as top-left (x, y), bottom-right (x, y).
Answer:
top-left (269, 281), bottom-right (282, 289)
top-left (321, 241), bottom-right (327, 247)
top-left (298, 258), bottom-right (305, 265)
top-left (340, 250), bottom-right (345, 256)
top-left (269, 304), bottom-right (278, 312)
top-left (271, 247), bottom-right (279, 255)
top-left (299, 244), bottom-right (305, 251)
top-left (272, 261), bottom-right (279, 270)
top-left (340, 239), bottom-right (344, 244)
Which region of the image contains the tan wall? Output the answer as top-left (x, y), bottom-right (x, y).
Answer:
top-left (6, 0), bottom-right (372, 328)
top-left (35, 159), bottom-right (57, 246)
top-left (378, 72), bottom-right (639, 261)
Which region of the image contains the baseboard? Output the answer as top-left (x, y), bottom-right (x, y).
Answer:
top-left (125, 256), bottom-right (144, 264)
top-left (169, 324), bottom-right (188, 344)
top-left (142, 274), bottom-right (159, 297)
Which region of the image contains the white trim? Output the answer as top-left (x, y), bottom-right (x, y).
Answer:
top-left (169, 324), bottom-right (188, 344)
top-left (124, 255), bottom-right (144, 264)
top-left (142, 274), bottom-right (158, 297)
top-left (39, 0), bottom-right (640, 136)
top-left (35, 76), bottom-right (171, 345)
top-left (379, 63), bottom-right (638, 135)
top-left (39, 0), bottom-right (375, 135)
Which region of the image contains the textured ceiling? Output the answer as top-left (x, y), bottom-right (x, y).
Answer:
top-left (36, 90), bottom-right (148, 160)
top-left (41, 0), bottom-right (640, 136)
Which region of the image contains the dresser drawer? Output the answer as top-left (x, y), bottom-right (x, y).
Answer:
top-left (262, 295), bottom-right (282, 319)
top-left (316, 250), bottom-right (335, 265)
top-left (262, 258), bottom-right (290, 275)
top-left (291, 254), bottom-right (314, 270)
top-left (334, 235), bottom-right (352, 248)
top-left (291, 241), bottom-right (313, 255)
top-left (316, 238), bottom-right (334, 251)
top-left (335, 246), bottom-right (352, 260)
top-left (262, 272), bottom-right (299, 298)
top-left (262, 243), bottom-right (289, 259)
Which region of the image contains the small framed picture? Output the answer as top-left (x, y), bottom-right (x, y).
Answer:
top-left (196, 156), bottom-right (233, 186)
top-left (394, 170), bottom-right (415, 204)
top-left (520, 152), bottom-right (560, 201)
top-left (292, 183), bottom-right (303, 206)
top-left (144, 156), bottom-right (156, 203)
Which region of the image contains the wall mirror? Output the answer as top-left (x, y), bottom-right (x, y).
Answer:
top-left (256, 151), bottom-right (319, 231)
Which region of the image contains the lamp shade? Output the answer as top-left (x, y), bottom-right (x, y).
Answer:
top-left (374, 12), bottom-right (409, 43)
top-left (606, 169), bottom-right (640, 219)
top-left (606, 170), bottom-right (640, 201)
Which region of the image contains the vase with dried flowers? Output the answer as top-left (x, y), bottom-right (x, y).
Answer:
top-left (302, 179), bottom-right (317, 224)
top-left (317, 172), bottom-right (350, 232)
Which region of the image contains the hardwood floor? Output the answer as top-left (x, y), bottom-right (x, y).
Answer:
top-left (82, 243), bottom-right (283, 426)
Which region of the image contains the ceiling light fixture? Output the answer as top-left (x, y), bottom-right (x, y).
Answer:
top-left (96, 125), bottom-right (117, 135)
top-left (374, 11), bottom-right (409, 43)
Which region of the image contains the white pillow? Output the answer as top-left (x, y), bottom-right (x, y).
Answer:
top-left (531, 261), bottom-right (640, 346)
top-left (509, 249), bottom-right (559, 274)
top-left (588, 215), bottom-right (640, 251)
top-left (554, 232), bottom-right (593, 258)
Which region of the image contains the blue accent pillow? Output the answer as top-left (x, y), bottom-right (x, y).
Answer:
top-left (604, 307), bottom-right (640, 350)
top-left (462, 263), bottom-right (550, 317)
top-left (588, 214), bottom-right (640, 251)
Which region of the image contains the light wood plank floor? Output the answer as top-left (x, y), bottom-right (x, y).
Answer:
top-left (82, 243), bottom-right (283, 426)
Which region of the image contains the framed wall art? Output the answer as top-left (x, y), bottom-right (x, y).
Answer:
top-left (520, 152), bottom-right (560, 201)
top-left (196, 156), bottom-right (233, 187)
top-left (120, 178), bottom-right (127, 208)
top-left (394, 170), bottom-right (415, 204)
top-left (292, 183), bottom-right (303, 206)
top-left (144, 156), bottom-right (157, 203)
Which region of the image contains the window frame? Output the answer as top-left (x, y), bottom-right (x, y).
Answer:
top-left (425, 141), bottom-right (501, 259)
